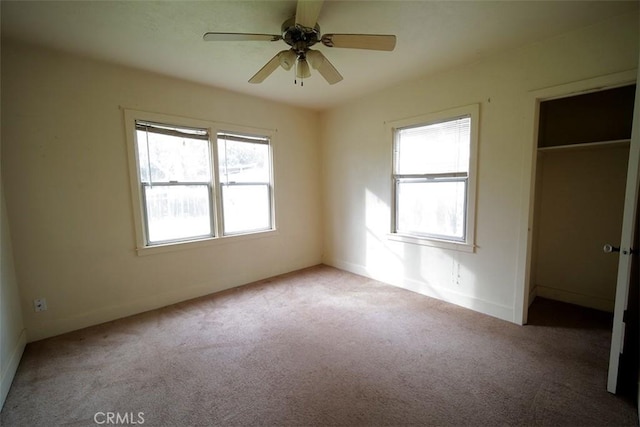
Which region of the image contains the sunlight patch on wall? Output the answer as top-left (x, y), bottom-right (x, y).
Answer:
top-left (364, 189), bottom-right (405, 282)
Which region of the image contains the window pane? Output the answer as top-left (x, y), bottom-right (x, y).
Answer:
top-left (396, 117), bottom-right (470, 175)
top-left (136, 130), bottom-right (211, 183)
top-left (218, 138), bottom-right (270, 183)
top-left (222, 184), bottom-right (270, 234)
top-left (397, 180), bottom-right (466, 240)
top-left (144, 185), bottom-right (212, 243)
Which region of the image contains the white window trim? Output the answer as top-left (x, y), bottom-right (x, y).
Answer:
top-left (387, 104), bottom-right (479, 252)
top-left (123, 108), bottom-right (277, 255)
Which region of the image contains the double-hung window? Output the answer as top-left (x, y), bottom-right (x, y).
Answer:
top-left (218, 133), bottom-right (272, 235)
top-left (390, 104), bottom-right (478, 251)
top-left (135, 121), bottom-right (214, 244)
top-left (125, 110), bottom-right (275, 252)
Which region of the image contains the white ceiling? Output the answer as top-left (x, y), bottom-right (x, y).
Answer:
top-left (2, 1), bottom-right (637, 110)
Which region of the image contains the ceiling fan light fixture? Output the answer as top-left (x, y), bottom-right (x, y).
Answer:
top-left (278, 49), bottom-right (296, 71)
top-left (295, 57), bottom-right (311, 79)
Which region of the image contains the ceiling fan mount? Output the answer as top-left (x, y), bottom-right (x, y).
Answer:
top-left (203, 0), bottom-right (397, 86)
top-left (281, 16), bottom-right (320, 52)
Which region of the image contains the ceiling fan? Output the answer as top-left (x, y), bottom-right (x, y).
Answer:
top-left (203, 0), bottom-right (397, 86)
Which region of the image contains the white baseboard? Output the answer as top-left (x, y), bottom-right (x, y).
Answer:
top-left (535, 285), bottom-right (614, 312)
top-left (325, 258), bottom-right (514, 323)
top-left (1, 328), bottom-right (26, 411)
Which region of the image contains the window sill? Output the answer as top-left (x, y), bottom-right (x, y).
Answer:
top-left (387, 233), bottom-right (476, 253)
top-left (135, 229), bottom-right (278, 256)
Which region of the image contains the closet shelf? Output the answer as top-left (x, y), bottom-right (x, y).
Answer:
top-left (537, 139), bottom-right (630, 152)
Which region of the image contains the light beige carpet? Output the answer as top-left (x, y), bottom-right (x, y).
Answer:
top-left (1, 265), bottom-right (637, 426)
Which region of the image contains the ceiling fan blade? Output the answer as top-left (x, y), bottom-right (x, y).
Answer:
top-left (295, 0), bottom-right (324, 29)
top-left (203, 32), bottom-right (282, 42)
top-left (248, 54), bottom-right (281, 84)
top-left (316, 57), bottom-right (343, 85)
top-left (321, 34), bottom-right (396, 51)
top-left (307, 50), bottom-right (343, 85)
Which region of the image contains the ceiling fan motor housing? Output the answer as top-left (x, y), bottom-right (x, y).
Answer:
top-left (281, 16), bottom-right (320, 53)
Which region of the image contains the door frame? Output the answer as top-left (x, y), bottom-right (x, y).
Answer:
top-left (516, 69), bottom-right (637, 325)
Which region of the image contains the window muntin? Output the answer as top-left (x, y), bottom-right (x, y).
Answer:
top-left (128, 113), bottom-right (275, 250)
top-left (392, 111), bottom-right (475, 245)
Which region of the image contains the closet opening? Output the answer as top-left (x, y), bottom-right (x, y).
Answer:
top-left (529, 83), bottom-right (637, 396)
top-left (530, 84), bottom-right (635, 314)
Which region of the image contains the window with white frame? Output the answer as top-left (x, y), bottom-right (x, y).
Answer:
top-left (218, 133), bottom-right (272, 235)
top-left (391, 104), bottom-right (478, 250)
top-left (135, 121), bottom-right (214, 244)
top-left (126, 110), bottom-right (274, 250)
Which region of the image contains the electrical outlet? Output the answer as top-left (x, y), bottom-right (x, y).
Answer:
top-left (33, 298), bottom-right (47, 312)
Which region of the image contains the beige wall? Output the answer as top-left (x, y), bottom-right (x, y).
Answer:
top-left (320, 13), bottom-right (638, 323)
top-left (534, 145), bottom-right (629, 311)
top-left (1, 40), bottom-right (323, 342)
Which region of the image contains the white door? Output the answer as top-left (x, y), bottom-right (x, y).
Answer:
top-left (607, 69), bottom-right (640, 394)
